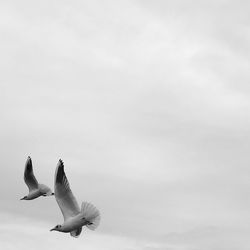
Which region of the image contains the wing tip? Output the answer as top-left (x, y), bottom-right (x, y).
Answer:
top-left (56, 159), bottom-right (65, 184)
top-left (25, 156), bottom-right (32, 169)
top-left (58, 159), bottom-right (64, 171)
top-left (59, 159), bottom-right (64, 166)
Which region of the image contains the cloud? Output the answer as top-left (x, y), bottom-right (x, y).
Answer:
top-left (0, 212), bottom-right (142, 250)
top-left (1, 0), bottom-right (250, 249)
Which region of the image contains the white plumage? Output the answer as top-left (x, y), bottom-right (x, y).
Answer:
top-left (21, 156), bottom-right (54, 200)
top-left (81, 201), bottom-right (100, 230)
top-left (50, 159), bottom-right (101, 237)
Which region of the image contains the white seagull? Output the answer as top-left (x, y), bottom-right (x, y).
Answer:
top-left (50, 159), bottom-right (100, 237)
top-left (20, 156), bottom-right (54, 200)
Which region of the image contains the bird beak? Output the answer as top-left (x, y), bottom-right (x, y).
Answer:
top-left (20, 197), bottom-right (25, 200)
top-left (50, 227), bottom-right (56, 231)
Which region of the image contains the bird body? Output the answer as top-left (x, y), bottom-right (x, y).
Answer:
top-left (39, 183), bottom-right (54, 196)
top-left (56, 213), bottom-right (88, 232)
top-left (21, 157), bottom-right (54, 200)
top-left (50, 160), bottom-right (100, 237)
top-left (23, 189), bottom-right (43, 200)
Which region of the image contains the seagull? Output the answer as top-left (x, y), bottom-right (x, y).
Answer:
top-left (50, 159), bottom-right (100, 237)
top-left (20, 156), bottom-right (54, 200)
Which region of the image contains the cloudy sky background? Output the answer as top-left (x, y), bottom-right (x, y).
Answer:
top-left (1, 0), bottom-right (250, 249)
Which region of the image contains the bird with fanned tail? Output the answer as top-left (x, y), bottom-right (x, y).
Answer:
top-left (50, 159), bottom-right (100, 237)
top-left (20, 156), bottom-right (54, 200)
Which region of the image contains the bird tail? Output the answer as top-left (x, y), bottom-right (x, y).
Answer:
top-left (81, 201), bottom-right (101, 230)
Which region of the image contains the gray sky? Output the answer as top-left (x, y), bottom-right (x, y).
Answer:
top-left (1, 0), bottom-right (250, 249)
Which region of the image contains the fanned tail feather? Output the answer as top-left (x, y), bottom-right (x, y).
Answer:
top-left (81, 202), bottom-right (101, 230)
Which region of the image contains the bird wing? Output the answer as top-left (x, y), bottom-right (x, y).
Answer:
top-left (24, 156), bottom-right (39, 191)
top-left (54, 159), bottom-right (80, 221)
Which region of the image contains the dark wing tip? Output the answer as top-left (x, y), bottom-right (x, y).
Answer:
top-left (59, 159), bottom-right (64, 166)
top-left (26, 156), bottom-right (32, 162)
top-left (56, 159), bottom-right (65, 184)
top-left (25, 156), bottom-right (33, 172)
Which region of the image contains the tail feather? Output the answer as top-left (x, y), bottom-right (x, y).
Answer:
top-left (81, 202), bottom-right (101, 230)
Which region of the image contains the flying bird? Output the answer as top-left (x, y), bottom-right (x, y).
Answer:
top-left (50, 159), bottom-right (100, 237)
top-left (20, 156), bottom-right (54, 200)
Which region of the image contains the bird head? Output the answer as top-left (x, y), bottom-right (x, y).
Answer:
top-left (50, 225), bottom-right (62, 232)
top-left (20, 196), bottom-right (28, 200)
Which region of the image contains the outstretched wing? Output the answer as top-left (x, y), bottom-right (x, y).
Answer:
top-left (54, 159), bottom-right (80, 221)
top-left (24, 156), bottom-right (38, 191)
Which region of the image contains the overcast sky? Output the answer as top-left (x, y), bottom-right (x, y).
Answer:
top-left (1, 0), bottom-right (250, 249)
